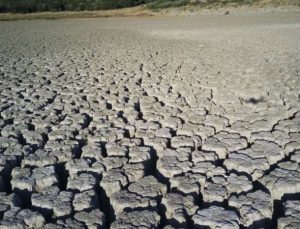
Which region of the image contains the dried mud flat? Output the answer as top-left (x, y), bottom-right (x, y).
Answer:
top-left (0, 11), bottom-right (300, 228)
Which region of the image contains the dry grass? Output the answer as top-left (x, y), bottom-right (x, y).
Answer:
top-left (0, 6), bottom-right (155, 21)
top-left (259, 0), bottom-right (300, 5)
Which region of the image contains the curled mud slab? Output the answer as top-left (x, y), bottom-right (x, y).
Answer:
top-left (0, 11), bottom-right (300, 228)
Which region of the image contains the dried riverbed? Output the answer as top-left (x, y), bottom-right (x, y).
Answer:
top-left (0, 12), bottom-right (300, 228)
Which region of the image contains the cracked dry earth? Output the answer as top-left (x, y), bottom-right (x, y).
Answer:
top-left (0, 11), bottom-right (300, 229)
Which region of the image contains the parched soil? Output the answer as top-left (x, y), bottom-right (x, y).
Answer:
top-left (0, 11), bottom-right (300, 228)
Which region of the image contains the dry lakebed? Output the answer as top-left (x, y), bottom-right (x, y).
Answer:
top-left (0, 10), bottom-right (300, 228)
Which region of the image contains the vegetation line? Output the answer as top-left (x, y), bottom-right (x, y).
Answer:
top-left (0, 0), bottom-right (299, 21)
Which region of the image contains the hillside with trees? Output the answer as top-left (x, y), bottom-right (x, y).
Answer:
top-left (0, 0), bottom-right (155, 13)
top-left (0, 0), bottom-right (298, 13)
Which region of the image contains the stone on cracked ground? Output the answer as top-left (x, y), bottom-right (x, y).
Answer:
top-left (49, 218), bottom-right (85, 229)
top-left (11, 166), bottom-right (58, 193)
top-left (31, 186), bottom-right (73, 219)
top-left (67, 172), bottom-right (97, 192)
top-left (202, 131), bottom-right (248, 159)
top-left (157, 148), bottom-right (192, 178)
top-left (100, 169), bottom-right (129, 197)
top-left (0, 207), bottom-right (45, 229)
top-left (192, 161), bottom-right (226, 179)
top-left (81, 143), bottom-right (104, 160)
top-left (72, 189), bottom-right (98, 212)
top-left (161, 192), bottom-right (197, 227)
top-left (65, 158), bottom-right (105, 178)
top-left (278, 200), bottom-right (300, 229)
top-left (0, 192), bottom-right (21, 216)
top-left (110, 189), bottom-right (158, 215)
top-left (260, 161), bottom-right (300, 200)
top-left (127, 175), bottom-right (167, 198)
top-left (291, 150), bottom-right (300, 163)
top-left (192, 206), bottom-right (240, 229)
top-left (169, 172), bottom-right (204, 196)
top-left (224, 140), bottom-right (284, 180)
top-left (123, 162), bottom-right (146, 183)
top-left (74, 209), bottom-right (106, 229)
top-left (202, 173), bottom-right (253, 203)
top-left (128, 146), bottom-right (152, 165)
top-left (111, 210), bottom-right (160, 229)
top-left (21, 148), bottom-right (58, 168)
top-left (228, 190), bottom-right (273, 227)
